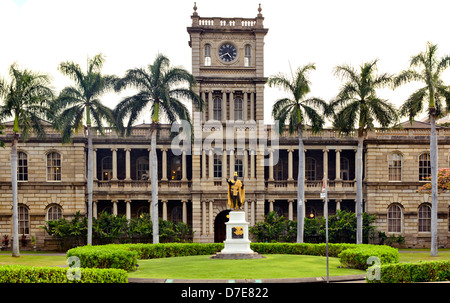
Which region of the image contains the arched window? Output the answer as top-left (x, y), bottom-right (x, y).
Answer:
top-left (47, 205), bottom-right (63, 221)
top-left (388, 204), bottom-right (402, 233)
top-left (418, 204), bottom-right (431, 232)
top-left (17, 151), bottom-right (28, 181)
top-left (305, 157), bottom-right (316, 180)
top-left (213, 97), bottom-right (222, 120)
top-left (136, 156), bottom-right (149, 180)
top-left (213, 154), bottom-right (222, 178)
top-left (389, 153), bottom-right (402, 181)
top-left (340, 157), bottom-right (350, 180)
top-left (234, 97), bottom-right (243, 120)
top-left (19, 205), bottom-right (29, 235)
top-left (419, 153), bottom-right (431, 181)
top-left (204, 44), bottom-right (211, 66)
top-left (47, 152), bottom-right (61, 181)
top-left (101, 156), bottom-right (112, 181)
top-left (244, 45), bottom-right (251, 67)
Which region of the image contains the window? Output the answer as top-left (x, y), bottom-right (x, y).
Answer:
top-left (19, 206), bottom-right (29, 235)
top-left (235, 158), bottom-right (243, 178)
top-left (214, 154), bottom-right (222, 178)
top-left (234, 97), bottom-right (243, 120)
top-left (418, 204), bottom-right (431, 232)
top-left (47, 205), bottom-right (63, 221)
top-left (170, 157), bottom-right (182, 180)
top-left (340, 157), bottom-right (350, 180)
top-left (244, 45), bottom-right (251, 67)
top-left (17, 152), bottom-right (28, 181)
top-left (213, 97), bottom-right (222, 120)
top-left (388, 204), bottom-right (402, 233)
top-left (101, 156), bottom-right (112, 181)
top-left (171, 206), bottom-right (183, 223)
top-left (274, 158), bottom-right (284, 180)
top-left (204, 44), bottom-right (211, 66)
top-left (419, 153), bottom-right (431, 181)
top-left (136, 156), bottom-right (149, 180)
top-left (47, 152), bottom-right (61, 181)
top-left (305, 157), bottom-right (316, 180)
top-left (389, 153), bottom-right (402, 181)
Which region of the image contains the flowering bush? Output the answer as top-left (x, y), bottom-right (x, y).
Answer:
top-left (417, 167), bottom-right (450, 193)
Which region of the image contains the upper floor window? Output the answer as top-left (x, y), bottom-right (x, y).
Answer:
top-left (235, 157), bottom-right (243, 178)
top-left (388, 204), bottom-right (402, 233)
top-left (340, 157), bottom-right (350, 180)
top-left (170, 157), bottom-right (182, 180)
top-left (47, 152), bottom-right (61, 181)
top-left (204, 44), bottom-right (211, 66)
top-left (419, 153), bottom-right (431, 181)
top-left (101, 156), bottom-right (112, 181)
top-left (136, 156), bottom-right (149, 180)
top-left (389, 153), bottom-right (402, 181)
top-left (305, 157), bottom-right (316, 180)
top-left (213, 97), bottom-right (222, 120)
top-left (214, 154), bottom-right (222, 178)
top-left (19, 205), bottom-right (29, 235)
top-left (47, 205), bottom-right (63, 221)
top-left (244, 45), bottom-right (251, 67)
top-left (17, 151), bottom-right (28, 181)
top-left (234, 97), bottom-right (243, 120)
top-left (418, 203), bottom-right (431, 232)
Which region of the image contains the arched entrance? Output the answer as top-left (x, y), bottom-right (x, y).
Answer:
top-left (214, 210), bottom-right (230, 243)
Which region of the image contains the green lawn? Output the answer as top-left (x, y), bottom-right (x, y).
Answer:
top-left (0, 254), bottom-right (66, 267)
top-left (128, 254), bottom-right (364, 280)
top-left (399, 251), bottom-right (450, 263)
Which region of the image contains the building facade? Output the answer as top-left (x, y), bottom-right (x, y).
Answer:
top-left (0, 6), bottom-right (449, 249)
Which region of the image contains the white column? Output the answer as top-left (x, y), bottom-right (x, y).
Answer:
top-left (250, 149), bottom-right (255, 179)
top-left (244, 198), bottom-right (249, 222)
top-left (288, 199), bottom-right (294, 221)
top-left (111, 148), bottom-right (117, 180)
top-left (126, 200), bottom-right (131, 220)
top-left (181, 200), bottom-right (188, 224)
top-left (125, 148), bottom-right (131, 180)
top-left (202, 149), bottom-right (206, 180)
top-left (288, 148), bottom-right (293, 180)
top-left (162, 200), bottom-right (168, 221)
top-left (250, 92), bottom-right (255, 121)
top-left (251, 200), bottom-right (255, 226)
top-left (112, 200), bottom-right (118, 216)
top-left (336, 199), bottom-right (341, 211)
top-left (269, 199), bottom-right (274, 213)
top-left (243, 149), bottom-right (248, 179)
top-left (93, 201), bottom-right (98, 219)
top-left (162, 148), bottom-right (168, 180)
top-left (243, 91), bottom-right (248, 121)
top-left (209, 200), bottom-right (213, 235)
top-left (268, 149), bottom-right (274, 181)
top-left (335, 149), bottom-right (341, 180)
top-left (222, 90), bottom-right (227, 121)
top-left (93, 148), bottom-right (98, 181)
top-left (229, 149), bottom-right (235, 175)
top-left (222, 149), bottom-right (227, 179)
top-left (323, 149), bottom-right (328, 179)
top-left (182, 150), bottom-right (187, 181)
top-left (208, 91), bottom-right (213, 121)
top-left (230, 91), bottom-right (235, 121)
top-left (208, 149), bottom-right (214, 179)
top-left (202, 200), bottom-right (207, 235)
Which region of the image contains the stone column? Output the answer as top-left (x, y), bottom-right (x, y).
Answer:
top-left (230, 91), bottom-right (235, 121)
top-left (335, 149), bottom-right (341, 180)
top-left (93, 148), bottom-right (98, 180)
top-left (125, 148), bottom-right (131, 180)
top-left (162, 200), bottom-right (168, 221)
top-left (250, 149), bottom-right (255, 179)
top-left (201, 91), bottom-right (207, 122)
top-left (288, 148), bottom-right (294, 181)
top-left (251, 200), bottom-right (255, 226)
top-left (229, 149), bottom-right (235, 175)
top-left (288, 199), bottom-right (294, 221)
top-left (112, 200), bottom-right (118, 216)
top-left (222, 149), bottom-right (228, 179)
top-left (202, 149), bottom-right (206, 180)
top-left (243, 91), bottom-right (248, 121)
top-left (111, 148), bottom-right (118, 180)
top-left (181, 200), bottom-right (188, 224)
top-left (182, 149), bottom-right (187, 181)
top-left (323, 149), bottom-right (328, 179)
top-left (222, 90), bottom-right (227, 121)
top-left (162, 148), bottom-right (168, 181)
top-left (202, 200), bottom-right (207, 235)
top-left (93, 201), bottom-right (98, 219)
top-left (209, 200), bottom-right (213, 235)
top-left (268, 148), bottom-right (274, 181)
top-left (208, 149), bottom-right (214, 179)
top-left (269, 199), bottom-right (274, 213)
top-left (243, 149), bottom-right (248, 179)
top-left (336, 199), bottom-right (341, 211)
top-left (250, 92), bottom-right (255, 121)
top-left (208, 91), bottom-right (213, 121)
top-left (126, 200), bottom-right (131, 220)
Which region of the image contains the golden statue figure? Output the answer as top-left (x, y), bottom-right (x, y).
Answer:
top-left (226, 172), bottom-right (245, 210)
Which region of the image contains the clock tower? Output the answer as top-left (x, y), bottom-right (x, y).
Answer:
top-left (187, 3), bottom-right (268, 242)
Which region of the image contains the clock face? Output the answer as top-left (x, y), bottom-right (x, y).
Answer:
top-left (218, 43), bottom-right (237, 62)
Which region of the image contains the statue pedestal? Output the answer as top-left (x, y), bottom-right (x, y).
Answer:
top-left (210, 210), bottom-right (264, 259)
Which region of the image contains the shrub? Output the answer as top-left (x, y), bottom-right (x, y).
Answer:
top-left (0, 265), bottom-right (127, 283)
top-left (67, 245), bottom-right (138, 272)
top-left (338, 245), bottom-right (399, 270)
top-left (367, 261), bottom-right (450, 283)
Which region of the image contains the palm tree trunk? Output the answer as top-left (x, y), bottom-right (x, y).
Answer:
top-left (296, 126), bottom-right (305, 243)
top-left (86, 124), bottom-right (93, 246)
top-left (430, 111), bottom-right (438, 257)
top-left (11, 133), bottom-right (19, 257)
top-left (151, 127), bottom-right (159, 244)
top-left (356, 133), bottom-right (363, 244)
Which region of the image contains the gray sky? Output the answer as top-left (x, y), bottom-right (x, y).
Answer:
top-left (1, 0), bottom-right (450, 124)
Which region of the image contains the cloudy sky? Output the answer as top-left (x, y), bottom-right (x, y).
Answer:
top-left (1, 0), bottom-right (450, 124)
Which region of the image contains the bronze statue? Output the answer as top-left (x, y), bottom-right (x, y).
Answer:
top-left (226, 172), bottom-right (245, 210)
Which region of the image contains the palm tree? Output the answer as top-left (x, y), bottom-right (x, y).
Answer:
top-left (0, 63), bottom-right (54, 257)
top-left (393, 42), bottom-right (450, 256)
top-left (330, 59), bottom-right (398, 244)
top-left (52, 54), bottom-right (117, 246)
top-left (113, 54), bottom-right (202, 244)
top-left (268, 63), bottom-right (327, 243)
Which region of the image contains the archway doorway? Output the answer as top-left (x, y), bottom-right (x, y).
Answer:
top-left (214, 210), bottom-right (230, 243)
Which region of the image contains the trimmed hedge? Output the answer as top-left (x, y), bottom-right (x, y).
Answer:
top-left (367, 261), bottom-right (450, 283)
top-left (0, 265), bottom-right (127, 283)
top-left (338, 245), bottom-right (399, 270)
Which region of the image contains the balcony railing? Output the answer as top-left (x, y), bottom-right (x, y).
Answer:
top-left (265, 179), bottom-right (356, 192)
